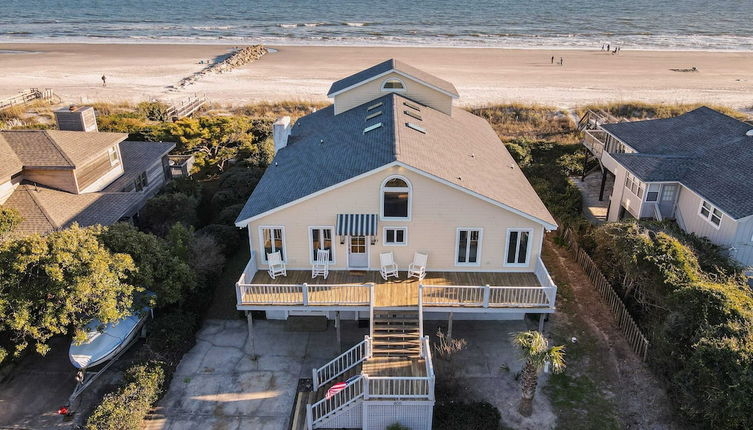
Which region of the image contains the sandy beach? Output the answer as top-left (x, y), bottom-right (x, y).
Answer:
top-left (1, 43), bottom-right (752, 109)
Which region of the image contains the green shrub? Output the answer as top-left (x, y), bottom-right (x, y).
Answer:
top-left (433, 401), bottom-right (501, 430)
top-left (146, 311), bottom-right (199, 363)
top-left (139, 192), bottom-right (199, 236)
top-left (588, 221), bottom-right (753, 428)
top-left (215, 203), bottom-right (245, 226)
top-left (0, 207), bottom-right (23, 235)
top-left (85, 362), bottom-right (165, 430)
top-left (196, 224), bottom-right (241, 255)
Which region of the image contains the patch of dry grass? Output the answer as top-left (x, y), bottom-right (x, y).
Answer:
top-left (579, 101), bottom-right (751, 121)
top-left (468, 103), bottom-right (580, 144)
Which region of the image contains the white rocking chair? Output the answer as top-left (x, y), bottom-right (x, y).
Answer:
top-left (312, 249), bottom-right (330, 279)
top-left (379, 251), bottom-right (399, 281)
top-left (267, 251), bottom-right (287, 279)
top-left (408, 252), bottom-right (428, 280)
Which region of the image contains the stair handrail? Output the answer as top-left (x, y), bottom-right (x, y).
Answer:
top-left (308, 374), bottom-right (364, 428)
top-left (421, 335), bottom-right (436, 400)
top-left (418, 283), bottom-right (424, 339)
top-left (369, 282), bottom-right (375, 340)
top-left (312, 337), bottom-right (370, 390)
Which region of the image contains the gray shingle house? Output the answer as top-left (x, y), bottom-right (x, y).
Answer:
top-left (581, 107), bottom-right (753, 270)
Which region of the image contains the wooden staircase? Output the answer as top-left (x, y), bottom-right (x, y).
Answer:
top-left (371, 308), bottom-right (421, 357)
top-left (289, 366), bottom-right (362, 430)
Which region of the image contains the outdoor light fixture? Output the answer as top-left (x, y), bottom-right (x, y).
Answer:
top-left (340, 236), bottom-right (345, 245)
top-left (370, 236), bottom-right (377, 245)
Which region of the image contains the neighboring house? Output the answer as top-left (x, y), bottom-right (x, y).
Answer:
top-left (580, 107), bottom-right (753, 271)
top-left (0, 107), bottom-right (175, 236)
top-left (233, 59), bottom-right (558, 430)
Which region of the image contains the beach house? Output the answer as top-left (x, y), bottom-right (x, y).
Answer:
top-left (234, 60), bottom-right (558, 429)
top-left (0, 106), bottom-right (175, 236)
top-left (580, 107), bottom-right (753, 271)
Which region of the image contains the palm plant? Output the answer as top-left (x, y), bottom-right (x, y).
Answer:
top-left (512, 330), bottom-right (566, 417)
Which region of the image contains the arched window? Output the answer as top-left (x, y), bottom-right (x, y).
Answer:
top-left (381, 175), bottom-right (411, 220)
top-left (381, 78), bottom-right (406, 92)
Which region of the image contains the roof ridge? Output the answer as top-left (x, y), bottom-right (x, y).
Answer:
top-left (42, 130), bottom-right (76, 167)
top-left (390, 94), bottom-right (401, 157)
top-left (21, 184), bottom-right (60, 230)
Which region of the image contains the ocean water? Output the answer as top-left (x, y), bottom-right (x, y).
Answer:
top-left (1, 0), bottom-right (752, 51)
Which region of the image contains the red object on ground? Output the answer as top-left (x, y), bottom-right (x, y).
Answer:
top-left (57, 406), bottom-right (69, 415)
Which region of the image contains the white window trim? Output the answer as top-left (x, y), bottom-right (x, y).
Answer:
top-left (258, 225), bottom-right (287, 263)
top-left (380, 175), bottom-right (412, 221)
top-left (380, 77), bottom-right (406, 92)
top-left (108, 146), bottom-right (120, 166)
top-left (504, 228), bottom-right (534, 267)
top-left (383, 226), bottom-right (408, 246)
top-left (308, 226), bottom-right (336, 265)
top-left (698, 200), bottom-right (722, 229)
top-left (454, 227), bottom-right (483, 267)
top-left (624, 171), bottom-right (644, 199)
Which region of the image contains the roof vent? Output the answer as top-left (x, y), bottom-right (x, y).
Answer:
top-left (746, 129), bottom-right (753, 137)
top-left (366, 110), bottom-right (383, 120)
top-left (364, 122), bottom-right (383, 134)
top-left (406, 122), bottom-right (426, 134)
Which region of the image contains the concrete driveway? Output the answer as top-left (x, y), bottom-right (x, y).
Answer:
top-left (144, 319), bottom-right (367, 430)
top-left (0, 336), bottom-right (131, 429)
top-left (144, 316), bottom-right (553, 430)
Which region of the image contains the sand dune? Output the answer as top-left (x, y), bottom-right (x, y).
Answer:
top-left (1, 43), bottom-right (752, 109)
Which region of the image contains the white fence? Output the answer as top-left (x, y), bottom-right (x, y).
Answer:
top-left (307, 375), bottom-right (365, 428)
top-left (420, 284), bottom-right (555, 308)
top-left (237, 282), bottom-right (373, 306)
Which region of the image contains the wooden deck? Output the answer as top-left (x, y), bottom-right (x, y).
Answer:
top-left (245, 270), bottom-right (541, 308)
top-left (362, 357), bottom-right (426, 377)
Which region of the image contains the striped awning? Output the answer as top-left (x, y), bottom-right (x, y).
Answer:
top-left (336, 214), bottom-right (378, 236)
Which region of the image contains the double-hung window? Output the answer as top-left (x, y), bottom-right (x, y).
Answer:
top-left (624, 172), bottom-right (644, 199)
top-left (310, 227), bottom-right (334, 263)
top-left (456, 228), bottom-right (482, 265)
top-left (259, 226), bottom-right (285, 262)
top-left (505, 228), bottom-right (532, 266)
top-left (384, 227), bottom-right (407, 246)
top-left (699, 200), bottom-right (722, 227)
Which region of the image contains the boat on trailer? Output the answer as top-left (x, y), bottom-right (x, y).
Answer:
top-left (63, 302), bottom-right (152, 413)
top-left (68, 310), bottom-right (149, 369)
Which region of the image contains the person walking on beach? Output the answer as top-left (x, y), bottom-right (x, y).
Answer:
top-left (101, 74), bottom-right (106, 87)
top-left (551, 56), bottom-right (554, 64)
top-left (559, 57), bottom-right (563, 66)
top-left (606, 43), bottom-right (610, 52)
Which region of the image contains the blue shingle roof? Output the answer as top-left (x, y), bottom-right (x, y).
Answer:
top-left (606, 107), bottom-right (753, 219)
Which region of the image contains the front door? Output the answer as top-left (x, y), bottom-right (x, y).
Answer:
top-left (348, 235), bottom-right (368, 269)
top-left (659, 184), bottom-right (678, 217)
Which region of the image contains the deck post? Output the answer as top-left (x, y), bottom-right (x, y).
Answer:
top-left (538, 313), bottom-right (545, 333)
top-left (447, 312), bottom-right (454, 340)
top-left (335, 311), bottom-right (342, 352)
top-left (599, 170), bottom-right (609, 201)
top-left (482, 284), bottom-right (490, 308)
top-left (245, 311), bottom-right (255, 356)
top-left (302, 283), bottom-right (309, 306)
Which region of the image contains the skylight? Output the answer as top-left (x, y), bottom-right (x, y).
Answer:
top-left (404, 110), bottom-right (422, 121)
top-left (367, 102), bottom-right (383, 111)
top-left (364, 122), bottom-right (383, 134)
top-left (403, 101), bottom-right (421, 111)
top-left (366, 110), bottom-right (383, 120)
top-left (406, 122), bottom-right (426, 134)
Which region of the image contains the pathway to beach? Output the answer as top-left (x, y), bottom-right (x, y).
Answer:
top-left (1, 43), bottom-right (752, 108)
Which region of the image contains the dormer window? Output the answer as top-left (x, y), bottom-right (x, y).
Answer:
top-left (381, 78), bottom-right (406, 92)
top-left (381, 175), bottom-right (411, 220)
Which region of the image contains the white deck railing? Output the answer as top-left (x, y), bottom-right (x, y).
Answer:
top-left (534, 256), bottom-right (558, 308)
top-left (420, 284), bottom-right (555, 309)
top-left (312, 337), bottom-right (371, 390)
top-left (365, 377), bottom-right (432, 399)
top-left (307, 374), bottom-right (364, 429)
top-left (583, 129), bottom-right (606, 158)
top-left (237, 282), bottom-right (373, 306)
